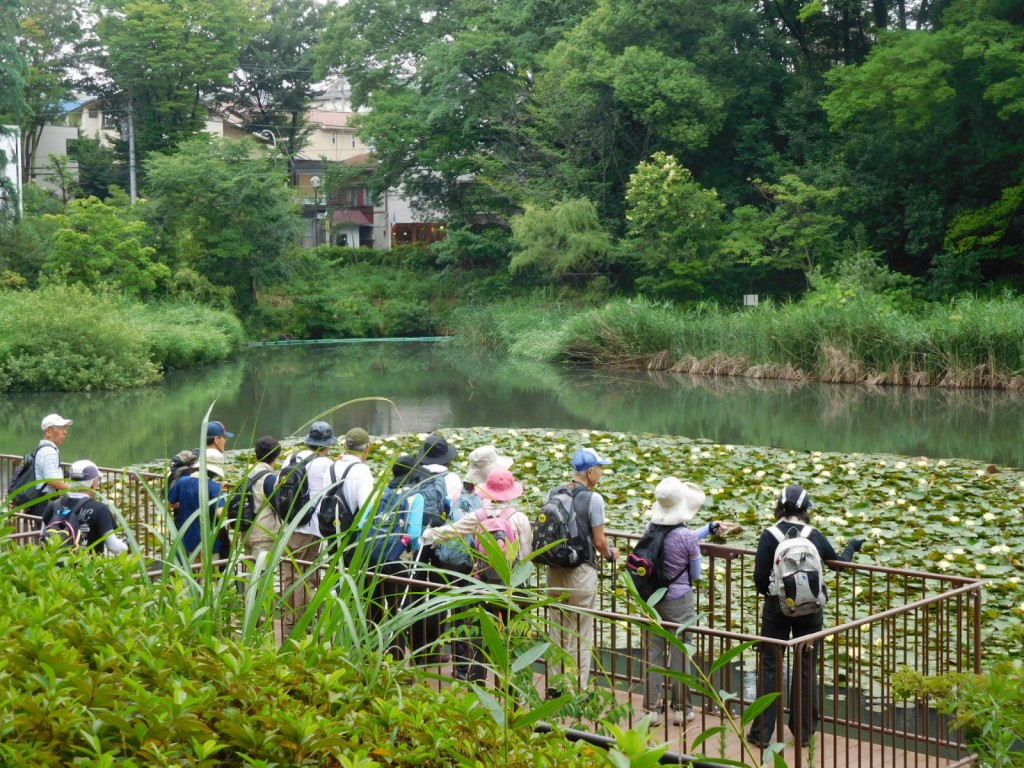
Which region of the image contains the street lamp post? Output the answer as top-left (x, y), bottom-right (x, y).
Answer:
top-left (310, 175), bottom-right (321, 247)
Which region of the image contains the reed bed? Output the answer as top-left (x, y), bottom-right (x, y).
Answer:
top-left (455, 294), bottom-right (1024, 390)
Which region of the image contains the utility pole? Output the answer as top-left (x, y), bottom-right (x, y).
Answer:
top-left (127, 94), bottom-right (137, 205)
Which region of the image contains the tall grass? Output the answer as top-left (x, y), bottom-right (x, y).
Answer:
top-left (465, 294), bottom-right (1024, 389)
top-left (0, 286), bottom-right (245, 392)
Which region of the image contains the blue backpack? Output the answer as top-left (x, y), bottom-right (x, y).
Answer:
top-left (365, 485), bottom-right (415, 566)
top-left (435, 492), bottom-right (482, 571)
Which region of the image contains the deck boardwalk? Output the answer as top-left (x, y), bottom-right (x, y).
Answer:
top-left (427, 663), bottom-right (967, 768)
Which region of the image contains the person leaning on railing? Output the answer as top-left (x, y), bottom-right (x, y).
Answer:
top-left (747, 483), bottom-right (864, 749)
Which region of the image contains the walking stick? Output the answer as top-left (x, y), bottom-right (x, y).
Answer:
top-left (397, 536), bottom-right (424, 612)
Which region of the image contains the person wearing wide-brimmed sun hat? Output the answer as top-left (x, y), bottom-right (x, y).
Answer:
top-left (747, 484), bottom-right (864, 750)
top-left (422, 467), bottom-right (532, 683)
top-left (640, 477), bottom-right (726, 726)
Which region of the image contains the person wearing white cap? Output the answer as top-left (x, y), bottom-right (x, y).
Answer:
top-left (40, 460), bottom-right (127, 554)
top-left (21, 414), bottom-right (77, 512)
top-left (545, 447), bottom-right (617, 695)
top-left (640, 477), bottom-right (724, 725)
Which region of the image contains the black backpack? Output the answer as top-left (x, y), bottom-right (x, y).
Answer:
top-left (533, 484), bottom-right (594, 568)
top-left (39, 496), bottom-right (91, 549)
top-left (316, 462), bottom-right (361, 539)
top-left (273, 454), bottom-right (315, 524)
top-left (626, 524), bottom-right (686, 600)
top-left (224, 470), bottom-right (273, 533)
top-left (166, 449), bottom-right (200, 496)
top-left (8, 445), bottom-right (45, 510)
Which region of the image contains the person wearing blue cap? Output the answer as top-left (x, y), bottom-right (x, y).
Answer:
top-left (545, 447), bottom-right (618, 695)
top-left (205, 421), bottom-right (234, 464)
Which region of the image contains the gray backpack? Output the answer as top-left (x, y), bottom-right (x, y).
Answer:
top-left (768, 524), bottom-right (826, 617)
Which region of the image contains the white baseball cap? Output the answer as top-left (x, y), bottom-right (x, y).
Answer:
top-left (41, 414), bottom-right (73, 430)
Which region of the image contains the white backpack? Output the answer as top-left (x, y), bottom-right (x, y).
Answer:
top-left (768, 524), bottom-right (826, 617)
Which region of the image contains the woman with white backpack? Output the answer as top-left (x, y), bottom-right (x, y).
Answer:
top-left (747, 484), bottom-right (863, 750)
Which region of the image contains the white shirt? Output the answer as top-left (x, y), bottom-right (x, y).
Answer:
top-left (330, 454), bottom-right (375, 526)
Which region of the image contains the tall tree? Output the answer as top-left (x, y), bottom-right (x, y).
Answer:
top-left (89, 0), bottom-right (253, 160)
top-left (229, 0), bottom-right (323, 158)
top-left (319, 0), bottom-right (594, 229)
top-left (144, 137), bottom-right (302, 310)
top-left (15, 0), bottom-right (87, 183)
top-left (822, 0), bottom-right (1024, 288)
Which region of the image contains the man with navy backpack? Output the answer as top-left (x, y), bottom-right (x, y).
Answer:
top-left (321, 427), bottom-right (375, 559)
top-left (544, 447), bottom-right (618, 695)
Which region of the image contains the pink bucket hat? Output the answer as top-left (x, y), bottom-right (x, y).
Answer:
top-left (476, 468), bottom-right (523, 502)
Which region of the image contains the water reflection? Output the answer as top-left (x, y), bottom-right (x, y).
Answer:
top-left (1, 341), bottom-right (1022, 468)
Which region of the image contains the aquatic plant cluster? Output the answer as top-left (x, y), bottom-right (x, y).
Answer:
top-left (349, 427), bottom-right (1023, 660)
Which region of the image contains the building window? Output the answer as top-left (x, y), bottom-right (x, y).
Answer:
top-left (88, 109), bottom-right (99, 119)
top-left (101, 112), bottom-right (118, 129)
top-left (332, 131), bottom-right (337, 144)
top-left (351, 135), bottom-right (356, 148)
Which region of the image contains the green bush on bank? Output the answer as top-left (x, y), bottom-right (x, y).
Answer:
top-left (252, 253), bottom-right (454, 340)
top-left (450, 294), bottom-right (1024, 388)
top-left (0, 543), bottom-right (596, 767)
top-left (0, 286), bottom-right (245, 392)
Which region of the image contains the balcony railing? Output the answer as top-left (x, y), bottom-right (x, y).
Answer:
top-left (2, 457), bottom-right (983, 767)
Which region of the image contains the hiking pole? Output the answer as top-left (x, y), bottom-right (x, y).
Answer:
top-left (397, 536), bottom-right (425, 612)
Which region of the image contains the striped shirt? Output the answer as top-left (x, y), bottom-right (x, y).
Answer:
top-left (33, 440), bottom-right (62, 493)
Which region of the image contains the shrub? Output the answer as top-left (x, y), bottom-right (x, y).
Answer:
top-left (0, 541), bottom-right (600, 767)
top-left (0, 287), bottom-right (245, 391)
top-left (0, 285), bottom-right (160, 391)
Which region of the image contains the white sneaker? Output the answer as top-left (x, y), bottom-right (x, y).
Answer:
top-left (672, 707), bottom-right (695, 725)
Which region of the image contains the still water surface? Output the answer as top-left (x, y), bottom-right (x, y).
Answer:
top-left (3, 341), bottom-right (1023, 469)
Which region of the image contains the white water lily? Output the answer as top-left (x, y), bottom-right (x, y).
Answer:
top-left (895, 462), bottom-right (907, 470)
top-left (983, 512), bottom-right (997, 522)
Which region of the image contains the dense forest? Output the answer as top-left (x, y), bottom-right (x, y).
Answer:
top-left (0, 0), bottom-right (1023, 383)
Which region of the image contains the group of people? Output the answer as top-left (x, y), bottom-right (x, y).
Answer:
top-left (9, 412), bottom-right (866, 749)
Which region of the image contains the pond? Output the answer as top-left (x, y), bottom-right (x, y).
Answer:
top-left (3, 340), bottom-right (1024, 470)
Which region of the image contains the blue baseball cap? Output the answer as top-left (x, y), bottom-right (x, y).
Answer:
top-left (572, 448), bottom-right (612, 472)
top-left (207, 421), bottom-right (234, 438)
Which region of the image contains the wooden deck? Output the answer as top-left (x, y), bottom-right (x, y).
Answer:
top-left (422, 661), bottom-right (971, 768)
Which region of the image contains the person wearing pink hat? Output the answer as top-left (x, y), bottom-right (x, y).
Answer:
top-left (422, 467), bottom-right (533, 682)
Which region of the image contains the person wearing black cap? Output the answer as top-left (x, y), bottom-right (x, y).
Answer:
top-left (747, 483), bottom-right (864, 749)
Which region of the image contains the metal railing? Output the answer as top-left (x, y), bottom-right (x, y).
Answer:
top-left (1, 457), bottom-right (983, 767)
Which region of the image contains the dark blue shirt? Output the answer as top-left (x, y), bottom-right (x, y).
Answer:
top-left (169, 475), bottom-right (224, 556)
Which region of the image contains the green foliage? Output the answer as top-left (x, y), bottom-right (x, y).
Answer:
top-left (893, 661), bottom-right (1024, 768)
top-left (0, 0), bottom-right (29, 122)
top-left (726, 174), bottom-right (846, 286)
top-left (42, 196), bottom-right (170, 297)
top-left (509, 198), bottom-right (614, 281)
top-left (0, 538), bottom-right (600, 766)
top-left (91, 0), bottom-right (250, 159)
top-left (67, 137), bottom-right (128, 200)
top-left (0, 285), bottom-right (243, 391)
top-left (0, 284), bottom-right (160, 391)
top-left (625, 153), bottom-right (728, 300)
top-left (144, 137), bottom-right (303, 312)
top-left (252, 257), bottom-right (449, 340)
top-left (0, 186), bottom-right (60, 286)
